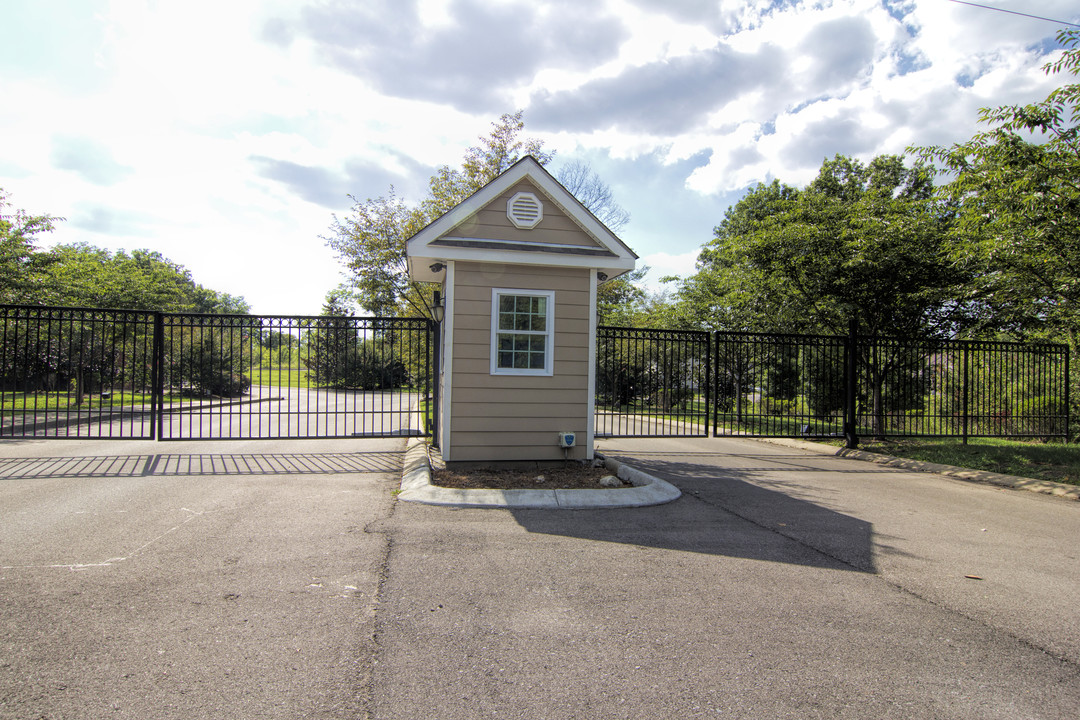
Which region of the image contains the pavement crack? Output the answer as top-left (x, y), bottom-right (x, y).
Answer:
top-left (352, 487), bottom-right (400, 720)
top-left (684, 487), bottom-right (873, 574)
top-left (881, 579), bottom-right (1080, 673)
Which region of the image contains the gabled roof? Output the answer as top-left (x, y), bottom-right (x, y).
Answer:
top-left (406, 155), bottom-right (637, 283)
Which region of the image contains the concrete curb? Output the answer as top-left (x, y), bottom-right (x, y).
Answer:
top-left (398, 439), bottom-right (681, 509)
top-left (755, 437), bottom-right (1080, 501)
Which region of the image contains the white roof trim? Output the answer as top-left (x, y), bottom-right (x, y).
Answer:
top-left (407, 156), bottom-right (637, 282)
top-left (439, 236), bottom-right (609, 252)
top-left (417, 246), bottom-right (635, 270)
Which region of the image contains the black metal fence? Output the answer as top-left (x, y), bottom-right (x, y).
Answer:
top-left (0, 306), bottom-right (160, 439)
top-left (2, 306), bottom-right (1068, 445)
top-left (713, 331), bottom-right (849, 438)
top-left (1, 305), bottom-right (434, 441)
top-left (595, 326), bottom-right (710, 437)
top-left (598, 325), bottom-right (1070, 444)
top-left (850, 336), bottom-right (1070, 442)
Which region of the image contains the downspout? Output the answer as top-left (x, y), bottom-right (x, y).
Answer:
top-left (441, 262), bottom-right (455, 460)
top-left (586, 269), bottom-right (598, 460)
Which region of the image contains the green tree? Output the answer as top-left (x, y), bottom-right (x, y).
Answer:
top-left (674, 154), bottom-right (965, 338)
top-left (324, 190), bottom-right (425, 317)
top-left (46, 245), bottom-right (189, 310)
top-left (596, 266), bottom-right (649, 325)
top-left (260, 328), bottom-right (300, 366)
top-left (916, 29), bottom-right (1080, 352)
top-left (674, 154), bottom-right (969, 436)
top-left (169, 320), bottom-right (255, 398)
top-left (0, 188), bottom-right (62, 304)
top-left (187, 285), bottom-right (251, 314)
top-left (302, 287), bottom-right (408, 390)
top-left (43, 243), bottom-right (250, 313)
top-left (669, 180), bottom-right (802, 332)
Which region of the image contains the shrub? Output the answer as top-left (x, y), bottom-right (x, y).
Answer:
top-left (303, 337), bottom-right (410, 390)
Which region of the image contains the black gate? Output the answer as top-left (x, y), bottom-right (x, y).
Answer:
top-left (0, 306), bottom-right (435, 441)
top-left (0, 306), bottom-right (159, 439)
top-left (595, 326), bottom-right (710, 438)
top-left (713, 331), bottom-right (849, 439)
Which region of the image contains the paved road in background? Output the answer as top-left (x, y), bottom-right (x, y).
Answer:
top-left (3, 386), bottom-right (424, 440)
top-left (161, 386), bottom-right (424, 439)
top-left (3, 435), bottom-right (1079, 719)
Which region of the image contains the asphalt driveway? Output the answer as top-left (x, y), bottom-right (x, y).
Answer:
top-left (0, 437), bottom-right (403, 719)
top-left (3, 435), bottom-right (1079, 719)
top-left (373, 436), bottom-right (1080, 719)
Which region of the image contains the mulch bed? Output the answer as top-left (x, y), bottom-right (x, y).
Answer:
top-left (431, 462), bottom-right (628, 490)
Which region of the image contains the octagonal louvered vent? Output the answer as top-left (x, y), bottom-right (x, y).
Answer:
top-left (507, 191), bottom-right (543, 229)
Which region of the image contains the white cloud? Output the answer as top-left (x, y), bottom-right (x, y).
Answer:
top-left (641, 249), bottom-right (700, 286)
top-left (535, 0), bottom-right (1073, 199)
top-left (1, 0), bottom-right (1075, 314)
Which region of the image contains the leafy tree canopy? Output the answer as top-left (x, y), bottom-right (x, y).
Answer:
top-left (916, 29), bottom-right (1080, 349)
top-left (45, 244), bottom-right (250, 313)
top-left (672, 154), bottom-right (968, 338)
top-left (2, 191), bottom-right (249, 313)
top-left (46, 244), bottom-right (189, 310)
top-left (596, 265), bottom-right (650, 326)
top-left (44, 243), bottom-right (251, 313)
top-left (0, 188), bottom-right (62, 304)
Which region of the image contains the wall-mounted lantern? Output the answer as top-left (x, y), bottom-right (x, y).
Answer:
top-left (432, 290), bottom-right (445, 323)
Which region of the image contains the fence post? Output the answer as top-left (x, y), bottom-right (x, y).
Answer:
top-left (705, 331), bottom-right (712, 437)
top-left (430, 317), bottom-right (441, 449)
top-left (712, 331), bottom-right (719, 437)
top-left (151, 312), bottom-right (164, 441)
top-left (1066, 345), bottom-right (1072, 444)
top-left (845, 316), bottom-right (859, 449)
top-left (962, 343), bottom-right (970, 445)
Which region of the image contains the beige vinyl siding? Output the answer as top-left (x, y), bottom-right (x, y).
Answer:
top-left (449, 261), bottom-right (591, 462)
top-left (443, 180), bottom-right (604, 249)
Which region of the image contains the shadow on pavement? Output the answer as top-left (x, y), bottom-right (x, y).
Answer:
top-left (512, 449), bottom-right (878, 573)
top-left (0, 451), bottom-right (402, 478)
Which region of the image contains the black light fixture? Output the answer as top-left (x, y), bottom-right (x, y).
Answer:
top-left (429, 262), bottom-right (445, 273)
top-left (432, 290), bottom-right (445, 323)
top-left (597, 271), bottom-right (608, 281)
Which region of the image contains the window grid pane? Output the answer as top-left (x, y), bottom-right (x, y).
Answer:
top-left (494, 292), bottom-right (551, 372)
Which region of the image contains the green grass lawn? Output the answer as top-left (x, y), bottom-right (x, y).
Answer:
top-left (1, 390), bottom-right (161, 412)
top-left (248, 366), bottom-right (312, 387)
top-left (834, 437), bottom-right (1080, 487)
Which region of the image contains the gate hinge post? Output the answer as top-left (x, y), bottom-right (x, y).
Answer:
top-left (844, 316), bottom-right (859, 449)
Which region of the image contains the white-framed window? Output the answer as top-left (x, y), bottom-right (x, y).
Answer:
top-left (490, 288), bottom-right (555, 376)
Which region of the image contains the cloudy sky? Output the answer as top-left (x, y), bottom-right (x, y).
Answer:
top-left (2, 0), bottom-right (1077, 314)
